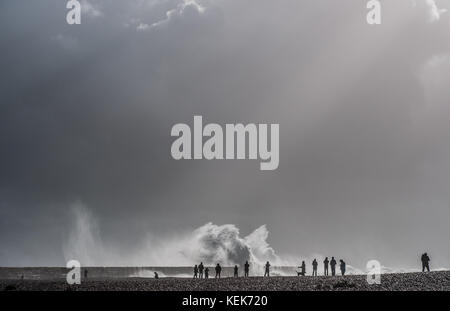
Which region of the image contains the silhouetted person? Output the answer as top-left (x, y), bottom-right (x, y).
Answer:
top-left (340, 260), bottom-right (346, 276)
top-left (421, 253), bottom-right (431, 272)
top-left (21, 274), bottom-right (24, 280)
top-left (193, 265), bottom-right (198, 279)
top-left (323, 257), bottom-right (329, 276)
top-left (215, 264), bottom-right (222, 278)
top-left (244, 261), bottom-right (250, 277)
top-left (154, 272), bottom-right (159, 279)
top-left (234, 265), bottom-right (239, 277)
top-left (298, 261), bottom-right (306, 276)
top-left (330, 257), bottom-right (337, 276)
top-left (264, 261), bottom-right (271, 277)
top-left (312, 259), bottom-right (318, 276)
top-left (205, 267), bottom-right (209, 279)
top-left (199, 262), bottom-right (204, 279)
top-left (84, 269), bottom-right (88, 279)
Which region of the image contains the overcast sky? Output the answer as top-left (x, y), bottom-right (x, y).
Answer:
top-left (1, 0), bottom-right (450, 270)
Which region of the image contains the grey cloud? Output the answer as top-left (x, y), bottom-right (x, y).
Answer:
top-left (1, 0), bottom-right (450, 270)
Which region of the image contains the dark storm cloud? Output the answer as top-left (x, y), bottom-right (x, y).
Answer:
top-left (1, 0), bottom-right (450, 269)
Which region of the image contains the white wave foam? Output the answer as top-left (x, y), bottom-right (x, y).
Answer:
top-left (63, 204), bottom-right (282, 270)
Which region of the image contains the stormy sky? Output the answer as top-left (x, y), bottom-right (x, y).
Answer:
top-left (1, 0), bottom-right (450, 270)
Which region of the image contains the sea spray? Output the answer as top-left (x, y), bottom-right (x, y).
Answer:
top-left (63, 205), bottom-right (284, 270)
top-left (63, 205), bottom-right (378, 275)
top-left (63, 204), bottom-right (113, 266)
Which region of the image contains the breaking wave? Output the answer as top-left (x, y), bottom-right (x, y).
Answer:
top-left (63, 204), bottom-right (283, 272)
top-left (179, 222), bottom-right (280, 266)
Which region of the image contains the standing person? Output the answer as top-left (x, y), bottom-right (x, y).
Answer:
top-left (84, 269), bottom-right (88, 280)
top-left (298, 261), bottom-right (306, 276)
top-left (330, 257), bottom-right (337, 276)
top-left (244, 261), bottom-right (250, 277)
top-left (205, 267), bottom-right (209, 279)
top-left (340, 260), bottom-right (346, 276)
top-left (312, 259), bottom-right (318, 276)
top-left (215, 264), bottom-right (222, 279)
top-left (264, 261), bottom-right (271, 277)
top-left (421, 253), bottom-right (431, 272)
top-left (198, 262), bottom-right (204, 279)
top-left (323, 257), bottom-right (329, 276)
top-left (234, 265), bottom-right (239, 277)
top-left (193, 265), bottom-right (198, 279)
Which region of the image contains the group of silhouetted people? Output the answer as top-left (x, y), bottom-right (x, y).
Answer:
top-left (193, 262), bottom-right (211, 278)
top-left (194, 261), bottom-right (252, 278)
top-left (193, 259), bottom-right (345, 278)
top-left (191, 252), bottom-right (432, 279)
top-left (298, 257), bottom-right (346, 276)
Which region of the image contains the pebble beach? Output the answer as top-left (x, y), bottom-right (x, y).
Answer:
top-left (2, 271), bottom-right (450, 291)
